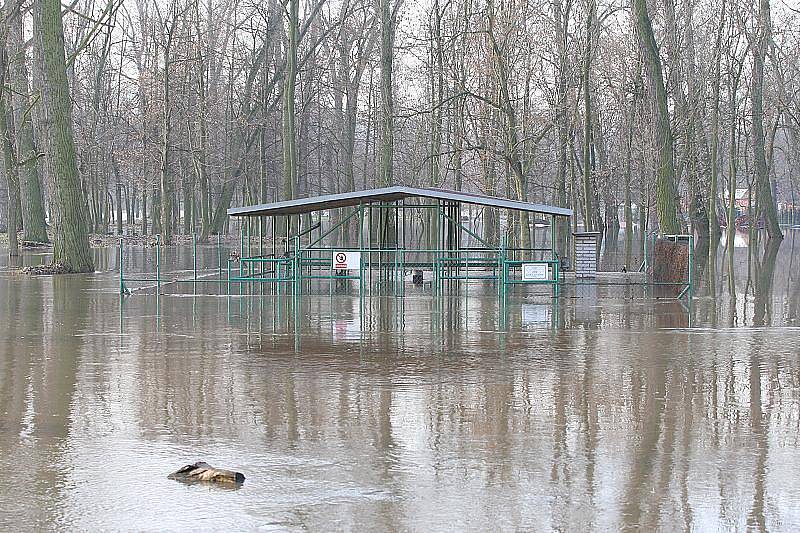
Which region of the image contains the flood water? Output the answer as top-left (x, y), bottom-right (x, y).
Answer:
top-left (1, 231), bottom-right (799, 531)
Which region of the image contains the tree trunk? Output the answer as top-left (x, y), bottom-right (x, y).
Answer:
top-left (8, 7), bottom-right (48, 243)
top-left (126, 182), bottom-right (134, 230)
top-left (160, 21), bottom-right (174, 244)
top-left (581, 0), bottom-right (595, 232)
top-left (141, 186), bottom-right (148, 235)
top-left (726, 78), bottom-right (738, 300)
top-left (112, 155), bottom-right (123, 235)
top-left (487, 0), bottom-right (531, 253)
top-left (378, 0), bottom-right (395, 187)
top-left (632, 0), bottom-right (681, 235)
top-left (151, 185), bottom-right (161, 234)
top-left (183, 171), bottom-right (193, 235)
top-left (0, 62), bottom-right (20, 256)
top-left (707, 0), bottom-right (726, 298)
top-left (663, 0), bottom-right (705, 238)
top-left (194, 79), bottom-right (211, 239)
top-left (282, 0), bottom-right (299, 206)
top-left (751, 0), bottom-right (782, 240)
top-left (429, 0), bottom-right (444, 188)
top-left (34, 0), bottom-right (94, 271)
top-left (624, 111), bottom-right (634, 267)
top-left (553, 0), bottom-right (571, 255)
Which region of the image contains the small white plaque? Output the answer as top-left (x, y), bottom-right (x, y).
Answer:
top-left (521, 262), bottom-right (549, 281)
top-left (334, 251), bottom-right (361, 270)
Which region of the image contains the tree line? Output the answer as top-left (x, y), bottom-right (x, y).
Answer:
top-left (1, 0), bottom-right (798, 272)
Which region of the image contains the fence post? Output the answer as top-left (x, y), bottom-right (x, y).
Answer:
top-left (156, 234), bottom-right (161, 292)
top-left (193, 233), bottom-right (198, 281)
top-left (119, 239), bottom-right (124, 295)
top-left (217, 233), bottom-right (222, 279)
top-left (688, 234), bottom-right (694, 297)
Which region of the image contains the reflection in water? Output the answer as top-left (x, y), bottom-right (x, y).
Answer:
top-left (0, 233), bottom-right (799, 530)
top-left (789, 234), bottom-right (800, 322)
top-left (753, 239), bottom-right (781, 326)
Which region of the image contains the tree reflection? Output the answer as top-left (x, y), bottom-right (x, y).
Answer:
top-left (753, 238), bottom-right (781, 326)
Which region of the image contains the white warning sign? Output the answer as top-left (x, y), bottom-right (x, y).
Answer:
top-left (334, 251), bottom-right (361, 270)
top-left (521, 262), bottom-right (549, 281)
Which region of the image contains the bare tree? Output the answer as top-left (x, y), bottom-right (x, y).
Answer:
top-left (632, 0), bottom-right (680, 235)
top-left (34, 0), bottom-right (94, 271)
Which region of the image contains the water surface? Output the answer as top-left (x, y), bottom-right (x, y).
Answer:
top-left (1, 233), bottom-right (799, 531)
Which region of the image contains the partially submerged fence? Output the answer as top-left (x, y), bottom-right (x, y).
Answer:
top-left (119, 233), bottom-right (692, 302)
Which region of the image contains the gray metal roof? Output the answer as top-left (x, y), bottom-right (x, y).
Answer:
top-left (228, 186), bottom-right (572, 217)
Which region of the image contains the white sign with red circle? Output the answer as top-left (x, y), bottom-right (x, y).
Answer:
top-left (334, 251), bottom-right (361, 270)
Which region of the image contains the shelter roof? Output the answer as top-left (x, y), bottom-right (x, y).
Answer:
top-left (227, 186), bottom-right (572, 217)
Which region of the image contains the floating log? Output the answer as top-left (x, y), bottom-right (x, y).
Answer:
top-left (21, 262), bottom-right (69, 275)
top-left (20, 240), bottom-right (51, 248)
top-left (168, 461), bottom-right (245, 484)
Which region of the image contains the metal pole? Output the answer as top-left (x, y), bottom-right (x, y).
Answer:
top-left (436, 200), bottom-right (441, 293)
top-left (217, 233), bottom-right (222, 279)
top-left (260, 215), bottom-right (264, 278)
top-left (272, 215), bottom-right (276, 294)
top-left (247, 220), bottom-right (252, 293)
top-left (498, 234), bottom-right (505, 300)
top-left (359, 204), bottom-right (364, 319)
top-left (294, 236), bottom-right (300, 296)
top-left (156, 234), bottom-right (161, 292)
top-left (688, 234), bottom-right (694, 296)
top-left (193, 233), bottom-right (198, 281)
top-left (240, 221), bottom-right (245, 279)
top-left (119, 239), bottom-right (124, 294)
top-left (368, 205), bottom-right (372, 294)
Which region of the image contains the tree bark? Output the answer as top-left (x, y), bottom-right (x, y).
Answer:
top-left (283, 0), bottom-right (299, 205)
top-left (632, 0), bottom-right (681, 235)
top-left (726, 69), bottom-right (739, 300)
top-left (1, 49), bottom-right (20, 256)
top-left (487, 0), bottom-right (531, 252)
top-left (112, 154), bottom-right (123, 235)
top-left (581, 0), bottom-right (595, 232)
top-left (158, 10), bottom-right (177, 244)
top-left (624, 107), bottom-right (634, 267)
top-left (553, 0), bottom-right (571, 255)
top-left (34, 0), bottom-right (94, 271)
top-left (377, 0), bottom-right (395, 187)
top-left (8, 7), bottom-right (49, 243)
top-left (751, 0), bottom-right (782, 240)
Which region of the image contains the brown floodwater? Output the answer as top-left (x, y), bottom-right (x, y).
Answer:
top-left (1, 232), bottom-right (799, 531)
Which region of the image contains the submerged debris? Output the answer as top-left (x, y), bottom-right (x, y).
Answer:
top-left (21, 262), bottom-right (69, 275)
top-left (168, 461), bottom-right (245, 485)
top-left (20, 240), bottom-right (51, 249)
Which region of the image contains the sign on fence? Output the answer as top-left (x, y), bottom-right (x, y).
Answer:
top-left (334, 251), bottom-right (361, 270)
top-left (521, 262), bottom-right (549, 281)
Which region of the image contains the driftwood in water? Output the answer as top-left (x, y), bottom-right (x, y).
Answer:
top-left (21, 240), bottom-right (51, 248)
top-left (168, 461), bottom-right (245, 484)
top-left (21, 262), bottom-right (69, 275)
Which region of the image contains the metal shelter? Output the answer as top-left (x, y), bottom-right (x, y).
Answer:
top-left (117, 188), bottom-right (697, 332)
top-left (224, 186), bottom-right (572, 303)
